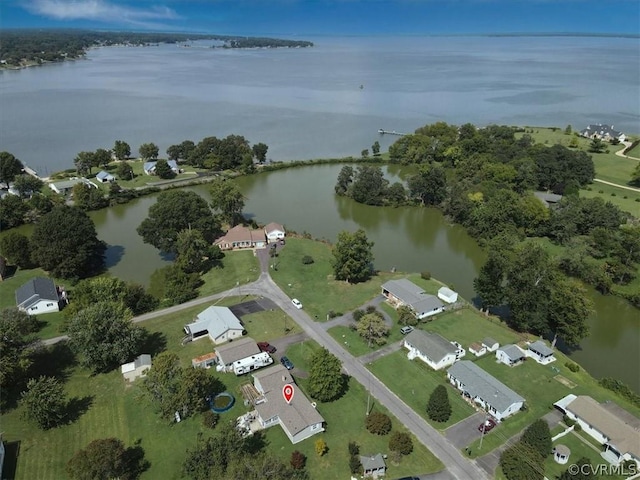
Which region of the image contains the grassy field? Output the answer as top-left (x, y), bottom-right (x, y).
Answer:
top-left (626, 143), bottom-right (640, 159)
top-left (580, 183), bottom-right (640, 217)
top-left (82, 160), bottom-right (207, 190)
top-left (197, 250), bottom-right (260, 297)
top-left (368, 350), bottom-right (476, 430)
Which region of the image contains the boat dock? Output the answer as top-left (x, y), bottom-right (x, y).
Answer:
top-left (377, 129), bottom-right (406, 136)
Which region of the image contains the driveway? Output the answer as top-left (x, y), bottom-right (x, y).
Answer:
top-left (230, 297), bottom-right (278, 317)
top-left (444, 412), bottom-right (484, 449)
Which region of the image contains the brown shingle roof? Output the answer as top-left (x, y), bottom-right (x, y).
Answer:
top-left (264, 222), bottom-right (284, 233)
top-left (215, 337), bottom-right (259, 365)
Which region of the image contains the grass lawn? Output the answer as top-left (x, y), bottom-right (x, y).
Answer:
top-left (580, 183), bottom-right (640, 217)
top-left (93, 160), bottom-right (207, 189)
top-left (197, 249), bottom-right (260, 297)
top-left (627, 142), bottom-right (640, 159)
top-left (274, 340), bottom-right (444, 479)
top-left (241, 308), bottom-right (302, 341)
top-left (368, 350), bottom-right (476, 430)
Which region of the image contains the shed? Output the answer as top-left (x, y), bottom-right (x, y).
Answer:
top-left (192, 352), bottom-right (217, 369)
top-left (15, 277), bottom-right (61, 315)
top-left (482, 337), bottom-right (499, 352)
top-left (121, 354), bottom-right (152, 382)
top-left (96, 170), bottom-right (115, 183)
top-left (528, 340), bottom-right (556, 364)
top-left (496, 344), bottom-right (526, 366)
top-left (469, 342), bottom-right (487, 357)
top-left (359, 453), bottom-right (386, 477)
top-left (437, 286), bottom-right (458, 304)
top-left (553, 445), bottom-right (570, 464)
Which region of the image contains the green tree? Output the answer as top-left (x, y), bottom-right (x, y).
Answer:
top-left (116, 161), bottom-right (134, 180)
top-left (499, 441), bottom-right (544, 480)
top-left (0, 231), bottom-right (32, 268)
top-left (547, 276), bottom-right (592, 347)
top-left (426, 384), bottom-right (452, 422)
top-left (334, 165), bottom-right (354, 195)
top-left (176, 228), bottom-right (216, 274)
top-left (225, 453), bottom-right (306, 480)
top-left (12, 174), bottom-right (43, 197)
top-left (558, 457), bottom-right (593, 480)
top-left (588, 137), bottom-right (605, 153)
top-left (67, 438), bottom-right (147, 480)
top-left (332, 229), bottom-right (375, 283)
top-left (94, 148), bottom-right (112, 169)
top-left (407, 163), bottom-right (447, 205)
top-left (182, 421), bottom-right (245, 479)
top-left (350, 165), bottom-right (388, 205)
top-left (386, 182), bottom-right (407, 206)
top-left (0, 151), bottom-right (24, 188)
top-left (31, 206), bottom-right (106, 279)
top-left (166, 144), bottom-right (182, 161)
top-left (397, 305), bottom-right (417, 326)
top-left (308, 347), bottom-right (344, 402)
top-left (631, 162), bottom-right (640, 186)
top-left (388, 431), bottom-right (413, 455)
top-left (365, 411), bottom-right (392, 435)
top-left (209, 178), bottom-right (245, 226)
top-left (74, 151), bottom-right (95, 175)
top-left (564, 125), bottom-right (572, 135)
top-left (153, 158), bottom-right (176, 179)
top-left (361, 149), bottom-right (369, 158)
top-left (473, 252), bottom-right (506, 313)
top-left (149, 264), bottom-right (202, 306)
top-left (113, 140), bottom-right (131, 160)
top-left (67, 301), bottom-right (143, 373)
top-left (356, 313), bottom-right (390, 346)
top-left (372, 140), bottom-right (381, 156)
top-left (137, 190), bottom-right (220, 254)
top-left (252, 142), bottom-right (268, 163)
top-left (138, 142), bottom-right (159, 160)
top-left (0, 194), bottom-right (29, 229)
top-left (520, 418), bottom-right (552, 459)
top-left (0, 308), bottom-right (38, 389)
top-left (21, 375), bottom-right (67, 429)
top-left (72, 183), bottom-right (108, 211)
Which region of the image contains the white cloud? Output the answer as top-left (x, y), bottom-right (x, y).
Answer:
top-left (25, 0), bottom-right (181, 28)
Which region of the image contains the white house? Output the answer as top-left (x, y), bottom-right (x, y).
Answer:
top-left (214, 225), bottom-right (267, 250)
top-left (15, 277), bottom-right (62, 315)
top-left (404, 330), bottom-right (460, 370)
top-left (482, 337), bottom-right (500, 352)
top-left (252, 365), bottom-right (325, 444)
top-left (143, 160), bottom-right (180, 175)
top-left (183, 306), bottom-right (244, 344)
top-left (447, 360), bottom-right (525, 421)
top-left (381, 279), bottom-right (445, 319)
top-left (527, 340), bottom-right (556, 365)
top-left (120, 354), bottom-right (152, 382)
top-left (496, 344), bottom-right (526, 366)
top-left (215, 337), bottom-right (261, 370)
top-left (437, 286), bottom-right (458, 304)
top-left (96, 170), bottom-right (116, 183)
top-left (264, 222), bottom-right (286, 243)
top-left (580, 124), bottom-right (626, 143)
top-left (49, 177), bottom-right (96, 195)
top-left (554, 394), bottom-right (640, 466)
top-left (359, 453), bottom-right (386, 478)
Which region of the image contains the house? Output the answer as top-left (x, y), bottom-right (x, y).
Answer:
top-left (96, 170), bottom-right (116, 183)
top-left (469, 342), bottom-right (487, 357)
top-left (404, 330), bottom-right (460, 370)
top-left (192, 352), bottom-right (217, 369)
top-left (534, 191), bottom-right (563, 208)
top-left (496, 344), bottom-right (526, 366)
top-left (580, 124), bottom-right (626, 143)
top-left (359, 453), bottom-right (386, 478)
top-left (447, 360), bottom-right (525, 421)
top-left (381, 279), bottom-right (445, 319)
top-left (15, 277), bottom-right (62, 315)
top-left (48, 177), bottom-right (96, 195)
top-left (120, 354), bottom-right (151, 382)
top-left (264, 222), bottom-right (286, 243)
top-left (554, 394), bottom-right (640, 466)
top-left (252, 365), bottom-right (325, 444)
top-left (215, 337), bottom-right (261, 370)
top-left (482, 337), bottom-right (499, 352)
top-left (214, 225), bottom-right (267, 250)
top-left (437, 286), bottom-right (458, 304)
top-left (143, 160), bottom-right (179, 175)
top-left (183, 306), bottom-right (244, 344)
top-left (527, 340), bottom-right (556, 365)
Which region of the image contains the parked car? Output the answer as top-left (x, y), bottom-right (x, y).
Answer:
top-left (257, 342), bottom-right (276, 354)
top-left (280, 356), bottom-right (294, 370)
top-left (291, 298), bottom-right (303, 309)
top-left (400, 325), bottom-right (414, 335)
top-left (394, 477), bottom-right (420, 480)
top-left (478, 418), bottom-right (497, 433)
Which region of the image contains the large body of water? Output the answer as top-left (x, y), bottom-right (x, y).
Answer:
top-left (1, 36), bottom-right (639, 174)
top-left (1, 36), bottom-right (638, 389)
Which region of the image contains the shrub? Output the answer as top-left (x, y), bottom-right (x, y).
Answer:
top-left (427, 385), bottom-right (452, 422)
top-left (389, 431), bottom-right (413, 455)
top-left (315, 438), bottom-right (328, 456)
top-left (562, 414), bottom-right (575, 427)
top-left (365, 305), bottom-right (377, 314)
top-left (624, 196), bottom-right (628, 199)
top-left (352, 309), bottom-right (365, 322)
top-left (564, 362), bottom-right (580, 373)
top-left (201, 410), bottom-right (219, 429)
top-left (599, 378), bottom-right (640, 407)
top-left (365, 411), bottom-right (392, 435)
top-left (290, 450), bottom-right (306, 470)
top-left (327, 310), bottom-right (340, 319)
top-left (301, 255), bottom-right (314, 265)
top-left (574, 423), bottom-right (582, 432)
top-left (599, 190), bottom-right (604, 194)
top-left (421, 271), bottom-right (431, 280)
top-left (348, 441), bottom-right (360, 456)
top-left (349, 454), bottom-right (362, 474)
top-left (611, 193), bottom-right (616, 197)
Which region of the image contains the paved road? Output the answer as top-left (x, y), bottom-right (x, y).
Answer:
top-left (593, 178), bottom-right (640, 192)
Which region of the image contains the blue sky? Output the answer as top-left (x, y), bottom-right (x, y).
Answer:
top-left (2, 0), bottom-right (639, 35)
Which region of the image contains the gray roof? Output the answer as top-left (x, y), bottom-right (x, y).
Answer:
top-left (580, 124), bottom-right (623, 138)
top-left (96, 170), bottom-right (115, 181)
top-left (447, 360), bottom-right (525, 413)
top-left (498, 344), bottom-right (525, 361)
top-left (534, 191), bottom-right (563, 207)
top-left (359, 453), bottom-right (385, 471)
top-left (134, 354), bottom-right (152, 368)
top-left (185, 306), bottom-right (243, 341)
top-left (15, 277), bottom-right (58, 309)
top-left (50, 178), bottom-right (85, 191)
top-left (528, 340), bottom-right (554, 357)
top-left (214, 337), bottom-right (259, 365)
top-left (482, 337), bottom-right (498, 348)
top-left (144, 160), bottom-right (179, 173)
top-left (382, 279), bottom-right (444, 314)
top-left (405, 330), bottom-right (457, 363)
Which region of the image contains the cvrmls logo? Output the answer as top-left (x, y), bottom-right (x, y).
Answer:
top-left (282, 384), bottom-right (295, 404)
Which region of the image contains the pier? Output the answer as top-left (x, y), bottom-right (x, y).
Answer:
top-left (377, 129), bottom-right (406, 136)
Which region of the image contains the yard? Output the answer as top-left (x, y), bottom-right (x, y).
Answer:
top-left (197, 249), bottom-right (260, 297)
top-left (91, 160), bottom-right (207, 190)
top-left (579, 183), bottom-right (640, 218)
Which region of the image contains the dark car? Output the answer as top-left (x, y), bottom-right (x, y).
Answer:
top-left (478, 418), bottom-right (497, 433)
top-left (394, 477), bottom-right (420, 480)
top-left (257, 342), bottom-right (276, 354)
top-left (280, 356), bottom-right (294, 370)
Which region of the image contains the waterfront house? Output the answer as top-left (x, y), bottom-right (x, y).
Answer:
top-left (359, 453), bottom-right (386, 477)
top-left (496, 344), bottom-right (526, 366)
top-left (214, 225), bottom-right (267, 250)
top-left (183, 306), bottom-right (244, 344)
top-left (527, 340), bottom-right (556, 365)
top-left (143, 160), bottom-right (179, 175)
top-left (49, 177), bottom-right (96, 195)
top-left (15, 277), bottom-right (62, 315)
top-left (264, 222), bottom-right (286, 243)
top-left (447, 360), bottom-right (525, 421)
top-left (96, 170), bottom-right (116, 183)
top-left (120, 354), bottom-right (151, 382)
top-left (381, 278), bottom-right (445, 319)
top-left (580, 124), bottom-right (626, 142)
top-left (404, 329), bottom-right (460, 370)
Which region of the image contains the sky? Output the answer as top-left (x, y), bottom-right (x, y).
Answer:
top-left (1, 0), bottom-right (639, 36)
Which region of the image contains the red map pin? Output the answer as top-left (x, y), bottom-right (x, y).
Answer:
top-left (283, 384), bottom-right (295, 404)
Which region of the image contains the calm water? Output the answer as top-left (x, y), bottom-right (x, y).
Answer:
top-left (1, 36), bottom-right (639, 174)
top-left (87, 164), bottom-right (639, 391)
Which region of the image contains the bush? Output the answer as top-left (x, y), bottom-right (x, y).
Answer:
top-left (352, 309), bottom-right (365, 322)
top-left (562, 414), bottom-right (575, 427)
top-left (599, 378), bottom-right (640, 407)
top-left (365, 411), bottom-right (392, 435)
top-left (564, 362), bottom-right (580, 373)
top-left (348, 441), bottom-right (360, 456)
top-left (574, 423), bottom-right (582, 432)
top-left (201, 410), bottom-right (219, 429)
top-left (389, 431), bottom-right (413, 455)
top-left (290, 450), bottom-right (306, 470)
top-left (426, 385), bottom-right (452, 422)
top-left (611, 193), bottom-right (616, 197)
top-left (315, 438), bottom-right (328, 456)
top-left (365, 305), bottom-right (377, 314)
top-left (421, 271), bottom-right (431, 280)
top-left (327, 310), bottom-right (340, 319)
top-left (301, 255), bottom-right (314, 265)
top-left (349, 454), bottom-right (362, 474)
